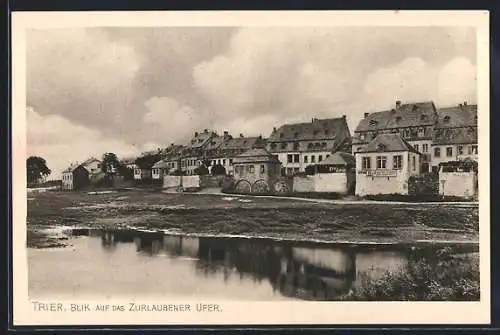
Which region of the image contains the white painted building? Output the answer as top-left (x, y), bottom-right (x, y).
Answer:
top-left (355, 133), bottom-right (421, 196)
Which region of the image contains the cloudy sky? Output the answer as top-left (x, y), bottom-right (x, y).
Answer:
top-left (26, 26), bottom-right (477, 179)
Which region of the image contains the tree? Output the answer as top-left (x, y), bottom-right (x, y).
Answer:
top-left (102, 153), bottom-right (121, 180)
top-left (135, 153), bottom-right (163, 171)
top-left (194, 164), bottom-right (209, 176)
top-left (211, 164), bottom-right (226, 176)
top-left (27, 156), bottom-right (51, 185)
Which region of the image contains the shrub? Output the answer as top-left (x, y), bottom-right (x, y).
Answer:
top-left (343, 249), bottom-right (479, 301)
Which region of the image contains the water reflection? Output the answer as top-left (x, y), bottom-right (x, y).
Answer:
top-left (65, 229), bottom-right (407, 300)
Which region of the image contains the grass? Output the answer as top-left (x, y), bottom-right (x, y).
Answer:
top-left (27, 190), bottom-right (479, 245)
top-left (342, 248), bottom-right (480, 301)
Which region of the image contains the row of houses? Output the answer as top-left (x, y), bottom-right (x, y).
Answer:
top-left (62, 99), bottom-right (478, 197)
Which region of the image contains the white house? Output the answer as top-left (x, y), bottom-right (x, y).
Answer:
top-left (355, 133), bottom-right (421, 196)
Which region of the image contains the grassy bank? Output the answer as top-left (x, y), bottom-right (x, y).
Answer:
top-left (27, 190), bottom-right (479, 245)
top-left (342, 249), bottom-right (479, 301)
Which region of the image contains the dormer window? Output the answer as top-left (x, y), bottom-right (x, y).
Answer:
top-left (395, 116), bottom-right (402, 122)
top-left (369, 120), bottom-right (378, 127)
top-left (307, 143), bottom-right (313, 149)
top-left (324, 129), bottom-right (329, 135)
top-left (443, 115), bottom-right (451, 123)
top-left (315, 142), bottom-right (321, 148)
top-left (377, 143), bottom-right (386, 151)
top-left (321, 142), bottom-right (327, 147)
top-left (360, 134), bottom-right (365, 141)
top-left (280, 133), bottom-right (284, 138)
top-left (468, 127), bottom-right (475, 134)
top-left (294, 132), bottom-right (299, 138)
top-left (280, 143), bottom-right (287, 149)
top-left (418, 127), bottom-right (425, 137)
top-left (420, 114), bottom-right (427, 121)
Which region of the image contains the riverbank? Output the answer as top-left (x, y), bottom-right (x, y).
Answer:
top-left (26, 189), bottom-right (479, 248)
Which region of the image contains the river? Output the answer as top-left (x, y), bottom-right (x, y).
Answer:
top-left (28, 227), bottom-right (477, 301)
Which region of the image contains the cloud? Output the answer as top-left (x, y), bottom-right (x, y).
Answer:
top-left (27, 106), bottom-right (142, 179)
top-left (437, 57), bottom-right (477, 105)
top-left (193, 27), bottom-right (477, 134)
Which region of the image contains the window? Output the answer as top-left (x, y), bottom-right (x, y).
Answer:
top-left (287, 154), bottom-right (293, 163)
top-left (260, 165), bottom-right (265, 173)
top-left (248, 165), bottom-right (255, 173)
top-left (376, 156), bottom-right (387, 169)
top-left (304, 156), bottom-right (308, 163)
top-left (362, 157), bottom-right (371, 169)
top-left (418, 127), bottom-right (425, 137)
top-left (321, 142), bottom-right (327, 148)
top-left (412, 156), bottom-right (416, 171)
top-left (318, 155), bottom-right (323, 162)
top-left (360, 134), bottom-right (365, 141)
top-left (97, 163), bottom-right (101, 168)
top-left (414, 144), bottom-right (419, 152)
top-left (293, 142), bottom-right (300, 150)
top-left (470, 145), bottom-right (478, 154)
top-left (326, 154), bottom-right (330, 158)
top-left (280, 133), bottom-right (284, 138)
top-left (293, 154), bottom-right (299, 163)
top-left (393, 155), bottom-right (403, 169)
top-left (270, 143), bottom-right (277, 149)
top-left (434, 147), bottom-right (441, 157)
top-left (229, 159), bottom-right (233, 164)
top-left (311, 155), bottom-right (316, 163)
top-left (422, 144), bottom-right (428, 153)
top-left (458, 146), bottom-right (463, 155)
top-left (286, 168), bottom-right (293, 175)
top-left (281, 143), bottom-right (287, 149)
top-left (446, 147), bottom-right (453, 157)
top-left (223, 159), bottom-right (226, 165)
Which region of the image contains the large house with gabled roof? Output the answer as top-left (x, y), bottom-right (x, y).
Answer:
top-left (180, 129), bottom-right (219, 175)
top-left (352, 100), bottom-right (437, 173)
top-left (267, 115), bottom-right (352, 176)
top-left (355, 133), bottom-right (421, 196)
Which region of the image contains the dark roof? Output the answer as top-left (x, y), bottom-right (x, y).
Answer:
top-left (233, 148), bottom-right (281, 164)
top-left (359, 133), bottom-right (420, 154)
top-left (267, 117), bottom-right (351, 153)
top-left (80, 157), bottom-right (101, 166)
top-left (268, 116), bottom-right (350, 142)
top-left (436, 104), bottom-right (477, 129)
top-left (432, 104), bottom-right (478, 145)
top-left (316, 152), bottom-right (355, 166)
top-left (208, 136), bottom-right (267, 158)
top-left (187, 130), bottom-right (217, 149)
top-left (355, 101), bottom-right (437, 132)
top-left (433, 127), bottom-right (478, 145)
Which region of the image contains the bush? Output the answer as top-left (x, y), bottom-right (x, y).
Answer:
top-left (211, 164), bottom-right (226, 176)
top-left (342, 249), bottom-right (479, 301)
top-left (409, 172), bottom-right (439, 196)
top-left (194, 165), bottom-right (209, 176)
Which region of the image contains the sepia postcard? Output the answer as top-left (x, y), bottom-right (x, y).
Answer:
top-left (12, 10), bottom-right (490, 326)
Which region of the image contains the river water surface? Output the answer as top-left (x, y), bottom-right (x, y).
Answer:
top-left (28, 228), bottom-right (477, 301)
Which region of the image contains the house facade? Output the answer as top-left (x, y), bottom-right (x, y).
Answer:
top-left (355, 133), bottom-right (421, 196)
top-left (207, 133), bottom-right (267, 175)
top-left (232, 148), bottom-right (282, 194)
top-left (431, 103), bottom-right (478, 171)
top-left (352, 101), bottom-right (437, 173)
top-left (151, 144), bottom-right (184, 179)
top-left (267, 116), bottom-right (352, 176)
top-left (180, 129), bottom-right (218, 175)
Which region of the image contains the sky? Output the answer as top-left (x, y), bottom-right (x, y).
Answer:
top-left (26, 26), bottom-right (477, 179)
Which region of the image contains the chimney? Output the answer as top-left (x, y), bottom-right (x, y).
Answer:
top-left (459, 103), bottom-right (463, 108)
top-left (170, 143), bottom-right (174, 147)
top-left (464, 101), bottom-right (468, 106)
top-left (194, 131), bottom-right (199, 137)
top-left (311, 118), bottom-right (314, 123)
top-left (223, 131), bottom-right (229, 138)
top-left (273, 127), bottom-right (277, 133)
top-left (364, 113), bottom-right (369, 119)
top-left (258, 135), bottom-right (262, 139)
top-left (342, 115), bottom-right (346, 119)
top-left (239, 133), bottom-right (244, 138)
top-left (396, 100), bottom-right (401, 109)
top-left (204, 129), bottom-right (208, 133)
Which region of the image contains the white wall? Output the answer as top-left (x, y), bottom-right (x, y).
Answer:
top-left (355, 151), bottom-right (412, 196)
top-left (439, 171), bottom-right (477, 198)
top-left (314, 173), bottom-right (349, 193)
top-left (163, 175), bottom-right (182, 189)
top-left (183, 175), bottom-right (200, 189)
top-left (292, 176), bottom-right (315, 192)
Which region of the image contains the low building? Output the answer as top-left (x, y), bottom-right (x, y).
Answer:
top-left (181, 129), bottom-right (218, 175)
top-left (232, 148), bottom-right (282, 194)
top-left (267, 116), bottom-right (352, 176)
top-left (352, 101), bottom-right (437, 173)
top-left (79, 157), bottom-right (104, 184)
top-left (152, 144), bottom-right (184, 179)
top-left (61, 164), bottom-right (90, 191)
top-left (431, 102), bottom-right (478, 171)
top-left (120, 157), bottom-right (138, 171)
top-left (355, 133), bottom-right (421, 196)
top-left (438, 159), bottom-right (478, 199)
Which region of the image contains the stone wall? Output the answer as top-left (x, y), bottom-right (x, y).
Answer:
top-left (439, 171), bottom-right (478, 198)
